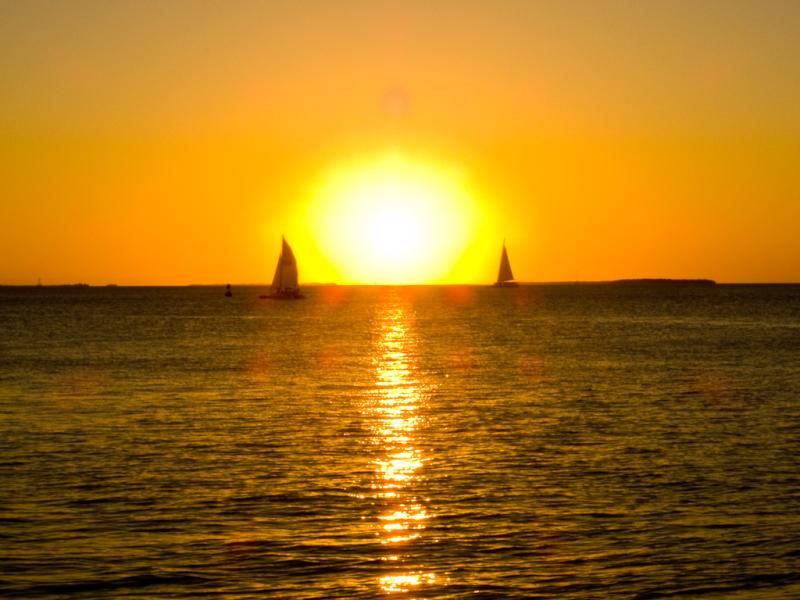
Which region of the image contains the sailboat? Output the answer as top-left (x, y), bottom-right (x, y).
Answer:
top-left (493, 240), bottom-right (519, 287)
top-left (260, 236), bottom-right (305, 300)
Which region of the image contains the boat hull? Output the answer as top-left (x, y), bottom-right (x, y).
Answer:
top-left (493, 281), bottom-right (519, 287)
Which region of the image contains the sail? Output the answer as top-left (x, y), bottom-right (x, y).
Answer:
top-left (281, 240), bottom-right (299, 289)
top-left (496, 243), bottom-right (514, 283)
top-left (271, 237), bottom-right (299, 291)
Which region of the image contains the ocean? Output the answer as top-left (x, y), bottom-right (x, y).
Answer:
top-left (1, 284), bottom-right (799, 598)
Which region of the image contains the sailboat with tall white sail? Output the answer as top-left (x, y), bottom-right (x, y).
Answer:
top-left (493, 240), bottom-right (519, 287)
top-left (260, 236), bottom-right (305, 299)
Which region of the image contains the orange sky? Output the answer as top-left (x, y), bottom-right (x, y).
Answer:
top-left (2, 1), bottom-right (799, 284)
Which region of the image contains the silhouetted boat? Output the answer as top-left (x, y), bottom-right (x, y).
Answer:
top-left (224, 283), bottom-right (232, 297)
top-left (260, 237), bottom-right (305, 300)
top-left (493, 240), bottom-right (518, 287)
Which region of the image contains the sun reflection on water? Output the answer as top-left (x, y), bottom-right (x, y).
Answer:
top-left (367, 303), bottom-right (439, 594)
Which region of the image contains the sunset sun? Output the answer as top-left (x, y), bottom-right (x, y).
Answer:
top-left (308, 154), bottom-right (481, 284)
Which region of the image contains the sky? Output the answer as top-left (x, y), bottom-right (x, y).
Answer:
top-left (1, 0), bottom-right (799, 284)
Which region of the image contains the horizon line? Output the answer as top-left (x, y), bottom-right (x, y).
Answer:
top-left (3, 280), bottom-right (800, 287)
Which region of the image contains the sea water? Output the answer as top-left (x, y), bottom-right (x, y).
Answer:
top-left (1, 284), bottom-right (799, 598)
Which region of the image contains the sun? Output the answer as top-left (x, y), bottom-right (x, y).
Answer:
top-left (307, 153), bottom-right (482, 284)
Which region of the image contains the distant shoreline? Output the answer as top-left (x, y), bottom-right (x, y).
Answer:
top-left (550, 278), bottom-right (717, 286)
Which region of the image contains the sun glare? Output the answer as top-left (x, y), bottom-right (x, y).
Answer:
top-left (307, 153), bottom-right (481, 284)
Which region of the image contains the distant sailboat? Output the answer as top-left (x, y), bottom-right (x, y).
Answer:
top-left (224, 283), bottom-right (232, 297)
top-left (493, 240), bottom-right (519, 287)
top-left (260, 236), bottom-right (305, 300)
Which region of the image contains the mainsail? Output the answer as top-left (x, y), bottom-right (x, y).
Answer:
top-left (271, 236), bottom-right (299, 292)
top-left (496, 241), bottom-right (515, 284)
top-left (261, 236), bottom-right (303, 299)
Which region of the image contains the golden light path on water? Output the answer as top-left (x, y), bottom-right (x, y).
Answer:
top-left (367, 303), bottom-right (439, 595)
